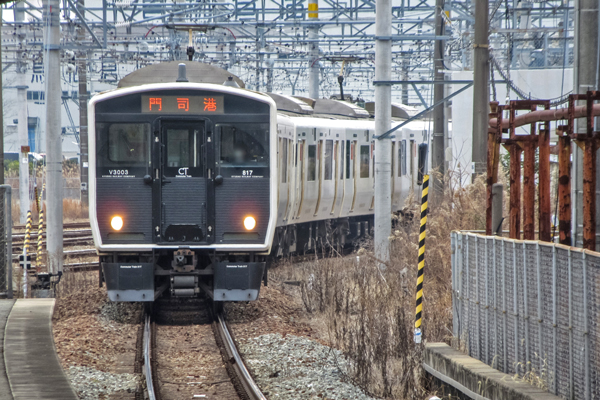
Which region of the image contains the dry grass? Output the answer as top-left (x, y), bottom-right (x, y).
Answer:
top-left (271, 172), bottom-right (488, 399)
top-left (11, 198), bottom-right (88, 223)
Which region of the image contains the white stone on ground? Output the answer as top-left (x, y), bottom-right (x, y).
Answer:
top-left (238, 333), bottom-right (377, 400)
top-left (65, 366), bottom-right (140, 400)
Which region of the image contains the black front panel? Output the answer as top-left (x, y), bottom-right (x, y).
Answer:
top-left (215, 178), bottom-right (270, 244)
top-left (97, 179), bottom-right (153, 243)
top-left (95, 87), bottom-right (271, 248)
top-left (161, 178), bottom-right (206, 242)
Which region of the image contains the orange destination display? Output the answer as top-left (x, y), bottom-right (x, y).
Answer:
top-left (141, 95), bottom-right (224, 114)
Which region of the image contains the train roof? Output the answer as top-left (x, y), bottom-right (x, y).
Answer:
top-left (117, 61), bottom-right (245, 88)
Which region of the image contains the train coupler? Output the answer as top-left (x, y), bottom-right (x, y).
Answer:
top-left (171, 249), bottom-right (198, 272)
top-left (170, 275), bottom-right (200, 297)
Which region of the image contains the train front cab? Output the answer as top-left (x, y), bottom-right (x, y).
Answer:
top-left (89, 84), bottom-right (277, 302)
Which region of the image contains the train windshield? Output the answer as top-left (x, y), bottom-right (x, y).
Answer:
top-left (218, 123), bottom-right (269, 167)
top-left (97, 123), bottom-right (151, 167)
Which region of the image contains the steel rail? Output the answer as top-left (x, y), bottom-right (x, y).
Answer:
top-left (143, 313), bottom-right (157, 400)
top-left (215, 312), bottom-right (266, 400)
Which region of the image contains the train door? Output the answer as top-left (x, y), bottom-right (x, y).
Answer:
top-left (158, 120), bottom-right (208, 243)
top-left (277, 134), bottom-right (288, 224)
top-left (351, 140), bottom-right (358, 211)
top-left (284, 133), bottom-right (294, 222)
top-left (314, 139), bottom-right (323, 216)
top-left (295, 139), bottom-right (305, 218)
top-left (331, 140), bottom-right (339, 215)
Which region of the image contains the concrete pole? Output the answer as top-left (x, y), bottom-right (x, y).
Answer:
top-left (77, 0), bottom-right (89, 207)
top-left (0, 6), bottom-right (3, 186)
top-left (470, 0), bottom-right (489, 179)
top-left (374, 0), bottom-right (392, 269)
top-left (44, 0), bottom-right (63, 274)
top-left (16, 5), bottom-right (29, 223)
top-left (432, 0), bottom-right (446, 194)
top-left (0, 7), bottom-right (4, 185)
top-left (307, 0), bottom-right (319, 99)
top-left (572, 0), bottom-right (599, 248)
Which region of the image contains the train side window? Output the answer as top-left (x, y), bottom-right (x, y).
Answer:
top-left (307, 144), bottom-right (316, 181)
top-left (345, 140), bottom-right (351, 179)
top-left (360, 145), bottom-right (370, 178)
top-left (340, 141), bottom-right (344, 180)
top-left (371, 141), bottom-right (375, 178)
top-left (399, 140), bottom-right (407, 176)
top-left (281, 138), bottom-right (288, 183)
top-left (218, 123), bottom-right (269, 167)
top-left (101, 123), bottom-right (150, 166)
top-left (324, 140), bottom-right (333, 180)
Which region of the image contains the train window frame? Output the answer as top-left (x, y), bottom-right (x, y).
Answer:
top-left (359, 145), bottom-right (370, 178)
top-left (399, 140), bottom-right (407, 177)
top-left (165, 127), bottom-right (202, 169)
top-left (324, 140), bottom-right (333, 181)
top-left (216, 123), bottom-right (270, 168)
top-left (345, 140), bottom-right (351, 179)
top-left (339, 141), bottom-right (344, 180)
top-left (98, 122), bottom-right (151, 167)
top-left (307, 144), bottom-right (317, 181)
top-left (280, 137), bottom-right (288, 183)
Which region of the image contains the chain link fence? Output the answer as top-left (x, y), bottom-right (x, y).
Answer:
top-left (451, 232), bottom-right (599, 400)
top-left (0, 185), bottom-right (12, 299)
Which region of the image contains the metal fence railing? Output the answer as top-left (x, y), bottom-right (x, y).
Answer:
top-left (0, 185), bottom-right (12, 299)
top-left (451, 232), bottom-right (599, 400)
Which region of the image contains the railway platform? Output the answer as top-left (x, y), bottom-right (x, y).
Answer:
top-left (1, 299), bottom-right (77, 400)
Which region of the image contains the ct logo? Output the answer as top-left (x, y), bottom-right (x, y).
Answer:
top-left (178, 167), bottom-right (189, 176)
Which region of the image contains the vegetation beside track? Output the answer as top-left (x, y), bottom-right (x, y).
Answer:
top-left (272, 173), bottom-right (489, 399)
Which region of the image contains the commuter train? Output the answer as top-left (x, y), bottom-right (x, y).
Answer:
top-left (89, 62), bottom-right (429, 302)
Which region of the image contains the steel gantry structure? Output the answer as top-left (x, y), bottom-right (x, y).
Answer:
top-left (1, 1), bottom-right (574, 106)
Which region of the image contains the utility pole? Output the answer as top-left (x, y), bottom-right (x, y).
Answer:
top-left (373, 0), bottom-right (392, 268)
top-left (0, 6), bottom-right (3, 186)
top-left (77, 0), bottom-right (89, 207)
top-left (44, 0), bottom-right (63, 275)
top-left (15, 4), bottom-right (29, 223)
top-left (432, 0), bottom-right (446, 194)
top-left (471, 0), bottom-right (489, 179)
top-left (308, 0), bottom-right (319, 99)
top-left (572, 0), bottom-right (599, 249)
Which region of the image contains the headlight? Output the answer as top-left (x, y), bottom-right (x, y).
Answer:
top-left (244, 216), bottom-right (256, 230)
top-left (111, 216), bottom-right (124, 231)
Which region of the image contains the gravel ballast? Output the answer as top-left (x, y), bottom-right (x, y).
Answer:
top-left (238, 333), bottom-right (377, 400)
top-left (65, 366), bottom-right (140, 400)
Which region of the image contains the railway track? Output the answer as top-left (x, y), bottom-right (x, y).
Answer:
top-left (12, 221), bottom-right (90, 231)
top-left (142, 302), bottom-right (265, 400)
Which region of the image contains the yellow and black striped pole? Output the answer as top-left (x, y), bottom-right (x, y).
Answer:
top-left (36, 183), bottom-right (45, 269)
top-left (24, 210), bottom-right (32, 254)
top-left (414, 174), bottom-right (429, 344)
top-left (34, 186), bottom-right (39, 213)
top-left (37, 209), bottom-right (44, 269)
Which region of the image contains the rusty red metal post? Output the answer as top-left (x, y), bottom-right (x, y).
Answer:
top-left (538, 101), bottom-right (551, 242)
top-left (486, 102), bottom-right (501, 235)
top-left (582, 139), bottom-right (597, 250)
top-left (509, 143), bottom-right (522, 240)
top-left (558, 127), bottom-right (572, 246)
top-left (522, 121), bottom-right (536, 240)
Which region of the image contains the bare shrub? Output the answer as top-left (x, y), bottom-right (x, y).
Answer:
top-left (285, 173), bottom-right (488, 399)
